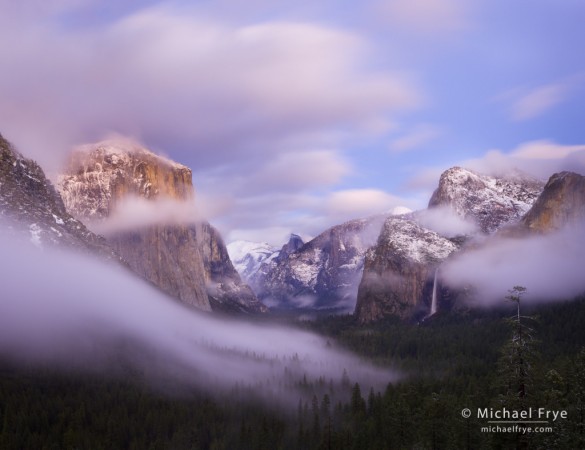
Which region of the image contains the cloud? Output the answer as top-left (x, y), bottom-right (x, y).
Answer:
top-left (213, 186), bottom-right (416, 246)
top-left (407, 140), bottom-right (585, 200)
top-left (87, 195), bottom-right (233, 234)
top-left (0, 2), bottom-right (427, 244)
top-left (325, 189), bottom-right (411, 220)
top-left (373, 0), bottom-right (473, 34)
top-left (496, 74), bottom-right (585, 122)
top-left (405, 166), bottom-right (446, 193)
top-left (463, 140), bottom-right (585, 180)
top-left (413, 205), bottom-right (478, 237)
top-left (403, 139), bottom-right (585, 219)
top-left (510, 83), bottom-right (568, 121)
top-left (392, 206), bottom-right (413, 215)
top-left (510, 140), bottom-right (585, 160)
top-left (0, 4), bottom-right (422, 173)
top-left (389, 123), bottom-right (442, 153)
top-left (0, 236), bottom-right (396, 402)
top-left (244, 150), bottom-right (351, 194)
top-left (441, 226), bottom-right (585, 306)
top-left (209, 191), bottom-right (324, 245)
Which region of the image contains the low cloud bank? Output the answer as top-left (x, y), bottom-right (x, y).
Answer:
top-left (89, 195), bottom-right (233, 234)
top-left (0, 236), bottom-right (396, 403)
top-left (413, 205), bottom-right (478, 237)
top-left (441, 225), bottom-right (585, 306)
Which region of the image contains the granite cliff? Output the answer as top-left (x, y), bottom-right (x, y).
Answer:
top-left (58, 140), bottom-right (266, 314)
top-left (354, 217), bottom-right (458, 322)
top-left (519, 171), bottom-right (585, 233)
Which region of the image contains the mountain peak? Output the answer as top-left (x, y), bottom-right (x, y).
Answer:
top-left (429, 166), bottom-right (544, 233)
top-left (57, 139), bottom-right (266, 314)
top-left (59, 140), bottom-right (193, 221)
top-left (280, 233), bottom-right (304, 257)
top-left (74, 139), bottom-right (188, 171)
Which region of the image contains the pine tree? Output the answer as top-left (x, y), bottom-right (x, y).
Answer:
top-left (321, 394), bottom-right (332, 450)
top-left (311, 394), bottom-right (321, 441)
top-left (495, 286), bottom-right (537, 449)
top-left (350, 383), bottom-right (366, 417)
top-left (569, 347), bottom-right (585, 448)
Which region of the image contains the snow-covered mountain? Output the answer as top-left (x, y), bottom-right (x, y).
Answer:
top-left (244, 166), bottom-right (547, 320)
top-left (228, 234), bottom-right (305, 286)
top-left (252, 217), bottom-right (386, 312)
top-left (353, 168), bottom-right (547, 322)
top-left (354, 217), bottom-right (459, 322)
top-left (428, 167), bottom-right (544, 234)
top-left (0, 133), bottom-right (119, 260)
top-left (227, 240), bottom-right (280, 282)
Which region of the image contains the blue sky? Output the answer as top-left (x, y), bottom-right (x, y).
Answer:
top-left (1, 0), bottom-right (584, 244)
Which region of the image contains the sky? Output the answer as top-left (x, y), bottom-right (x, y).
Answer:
top-left (1, 0), bottom-right (584, 245)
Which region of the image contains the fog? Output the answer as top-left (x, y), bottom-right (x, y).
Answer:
top-left (0, 235), bottom-right (396, 404)
top-left (412, 205), bottom-right (478, 237)
top-left (441, 225), bottom-right (585, 306)
top-left (89, 195), bottom-right (229, 234)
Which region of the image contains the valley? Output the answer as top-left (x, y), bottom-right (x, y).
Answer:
top-left (1, 129), bottom-right (585, 448)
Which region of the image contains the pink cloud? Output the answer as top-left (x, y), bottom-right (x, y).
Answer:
top-left (373, 0), bottom-right (474, 35)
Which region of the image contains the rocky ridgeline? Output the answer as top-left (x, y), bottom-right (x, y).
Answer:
top-left (428, 167), bottom-right (544, 234)
top-left (234, 167), bottom-right (556, 321)
top-left (0, 133), bottom-right (119, 260)
top-left (5, 128), bottom-right (581, 323)
top-left (244, 216), bottom-right (387, 312)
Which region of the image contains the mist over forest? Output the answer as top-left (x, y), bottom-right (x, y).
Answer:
top-left (0, 234), bottom-right (395, 406)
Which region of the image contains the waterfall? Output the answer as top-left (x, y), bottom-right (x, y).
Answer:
top-left (421, 268), bottom-right (439, 322)
top-left (430, 268), bottom-right (438, 316)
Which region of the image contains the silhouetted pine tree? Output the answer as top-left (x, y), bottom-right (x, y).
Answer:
top-left (495, 286), bottom-right (538, 450)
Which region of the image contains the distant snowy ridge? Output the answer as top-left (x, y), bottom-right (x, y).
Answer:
top-left (227, 240), bottom-right (280, 281)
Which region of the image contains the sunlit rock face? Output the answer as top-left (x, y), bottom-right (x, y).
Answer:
top-left (428, 167), bottom-right (544, 234)
top-left (354, 217), bottom-right (458, 323)
top-left (58, 140), bottom-right (266, 314)
top-left (519, 172), bottom-right (585, 233)
top-left (59, 142), bottom-right (193, 220)
top-left (0, 133), bottom-right (118, 260)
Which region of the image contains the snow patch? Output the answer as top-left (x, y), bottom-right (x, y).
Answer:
top-left (52, 214), bottom-right (65, 225)
top-left (382, 218), bottom-right (457, 264)
top-left (29, 223), bottom-right (42, 247)
top-left (227, 240), bottom-right (279, 280)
